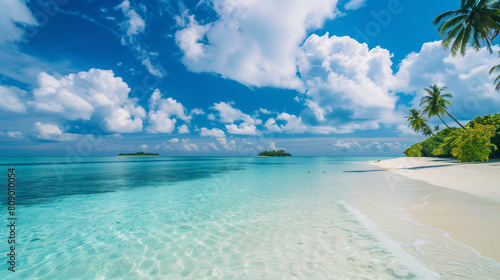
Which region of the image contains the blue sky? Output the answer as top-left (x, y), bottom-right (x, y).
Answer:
top-left (1, 0), bottom-right (499, 156)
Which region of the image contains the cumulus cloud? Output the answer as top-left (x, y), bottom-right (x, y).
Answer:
top-left (138, 144), bottom-right (148, 150)
top-left (225, 124), bottom-right (259, 135)
top-left (33, 122), bottom-right (80, 142)
top-left (29, 69), bottom-right (146, 133)
top-left (191, 108), bottom-right (204, 115)
top-left (146, 89), bottom-right (190, 134)
top-left (0, 0), bottom-right (37, 44)
top-left (169, 138), bottom-right (179, 143)
top-left (200, 127), bottom-right (226, 138)
top-left (0, 85), bottom-right (27, 113)
top-left (265, 113), bottom-right (308, 133)
top-left (217, 137), bottom-right (236, 151)
top-left (395, 41), bottom-right (500, 120)
top-left (268, 142), bottom-right (283, 150)
top-left (178, 124), bottom-right (190, 134)
top-left (259, 108), bottom-right (272, 115)
top-left (181, 138), bottom-right (199, 151)
top-left (344, 0), bottom-right (366, 10)
top-left (175, 0), bottom-right (339, 89)
top-left (205, 142), bottom-right (220, 151)
top-left (296, 33), bottom-right (398, 132)
top-left (6, 131), bottom-right (24, 139)
top-left (211, 102), bottom-right (261, 125)
top-left (366, 141), bottom-right (404, 152)
top-left (333, 140), bottom-right (361, 151)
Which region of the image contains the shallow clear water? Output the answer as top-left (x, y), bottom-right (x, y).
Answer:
top-left (1, 157), bottom-right (499, 279)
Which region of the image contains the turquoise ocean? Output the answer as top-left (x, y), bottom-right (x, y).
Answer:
top-left (1, 157), bottom-right (499, 279)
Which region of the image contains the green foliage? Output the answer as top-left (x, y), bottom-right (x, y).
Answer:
top-left (258, 150), bottom-right (292, 157)
top-left (404, 143), bottom-right (422, 157)
top-left (466, 113), bottom-right (500, 158)
top-left (434, 0), bottom-right (500, 56)
top-left (421, 127), bottom-right (459, 157)
top-left (449, 125), bottom-right (497, 162)
top-left (432, 128), bottom-right (461, 157)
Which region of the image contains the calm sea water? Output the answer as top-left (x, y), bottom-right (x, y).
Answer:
top-left (0, 157), bottom-right (499, 279)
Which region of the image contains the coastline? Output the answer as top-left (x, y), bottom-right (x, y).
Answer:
top-left (368, 157), bottom-right (500, 262)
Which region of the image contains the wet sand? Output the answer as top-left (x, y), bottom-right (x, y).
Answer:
top-left (368, 157), bottom-right (500, 262)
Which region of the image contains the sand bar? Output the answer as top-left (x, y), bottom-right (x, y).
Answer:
top-left (369, 157), bottom-right (500, 262)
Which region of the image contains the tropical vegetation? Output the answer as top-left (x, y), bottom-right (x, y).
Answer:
top-left (420, 85), bottom-right (465, 129)
top-left (118, 152), bottom-right (160, 156)
top-left (258, 150), bottom-right (292, 157)
top-left (405, 113), bottom-right (500, 162)
top-left (434, 0), bottom-right (500, 89)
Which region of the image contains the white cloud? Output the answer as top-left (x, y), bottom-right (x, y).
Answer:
top-left (296, 33), bottom-right (398, 132)
top-left (333, 140), bottom-right (361, 151)
top-left (265, 113), bottom-right (308, 133)
top-left (175, 0), bottom-right (339, 89)
top-left (0, 0), bottom-right (37, 44)
top-left (29, 69), bottom-right (146, 133)
top-left (146, 89), bottom-right (190, 134)
top-left (169, 138), bottom-right (179, 143)
top-left (0, 85), bottom-right (27, 113)
top-left (181, 138), bottom-right (199, 151)
top-left (259, 108), bottom-right (272, 114)
top-left (138, 144), bottom-right (148, 150)
top-left (217, 137), bottom-right (236, 151)
top-left (206, 142), bottom-right (220, 151)
top-left (366, 141), bottom-right (403, 152)
top-left (225, 124), bottom-right (259, 135)
top-left (207, 113), bottom-right (216, 121)
top-left (344, 0), bottom-right (366, 10)
top-left (268, 142), bottom-right (283, 150)
top-left (115, 0), bottom-right (145, 45)
top-left (33, 122), bottom-right (80, 142)
top-left (211, 102), bottom-right (261, 125)
top-left (200, 127), bottom-right (226, 138)
top-left (115, 0), bottom-right (165, 78)
top-left (6, 131), bottom-right (24, 139)
top-left (395, 41), bottom-right (500, 120)
top-left (178, 124), bottom-right (190, 134)
top-left (191, 108), bottom-right (204, 115)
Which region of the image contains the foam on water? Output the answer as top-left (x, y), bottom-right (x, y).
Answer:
top-left (1, 157), bottom-right (499, 279)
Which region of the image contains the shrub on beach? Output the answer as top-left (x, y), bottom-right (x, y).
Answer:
top-left (466, 113), bottom-right (500, 159)
top-left (404, 143), bottom-right (422, 157)
top-left (446, 124), bottom-right (498, 162)
top-left (421, 127), bottom-right (458, 157)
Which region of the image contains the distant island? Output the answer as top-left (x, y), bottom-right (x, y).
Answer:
top-left (258, 150), bottom-right (292, 157)
top-left (117, 152), bottom-right (159, 157)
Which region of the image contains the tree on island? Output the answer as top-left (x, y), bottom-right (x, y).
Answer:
top-left (118, 152), bottom-right (159, 156)
top-left (258, 149), bottom-right (292, 157)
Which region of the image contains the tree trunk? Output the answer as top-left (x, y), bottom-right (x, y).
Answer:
top-left (425, 124), bottom-right (444, 142)
top-left (437, 114), bottom-right (450, 128)
top-left (444, 109), bottom-right (466, 129)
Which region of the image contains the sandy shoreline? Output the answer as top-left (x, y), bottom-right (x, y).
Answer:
top-left (368, 157), bottom-right (500, 262)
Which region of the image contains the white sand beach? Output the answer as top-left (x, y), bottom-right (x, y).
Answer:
top-left (369, 157), bottom-right (500, 261)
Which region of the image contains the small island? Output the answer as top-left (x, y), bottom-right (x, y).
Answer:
top-left (258, 149), bottom-right (292, 157)
top-left (117, 152), bottom-right (160, 157)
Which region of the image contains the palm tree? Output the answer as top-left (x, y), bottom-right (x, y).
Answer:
top-left (434, 0), bottom-right (500, 56)
top-left (420, 85), bottom-right (466, 129)
top-left (434, 125), bottom-right (441, 133)
top-left (406, 109), bottom-right (443, 142)
top-left (489, 53), bottom-right (500, 90)
top-left (406, 109), bottom-right (428, 133)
